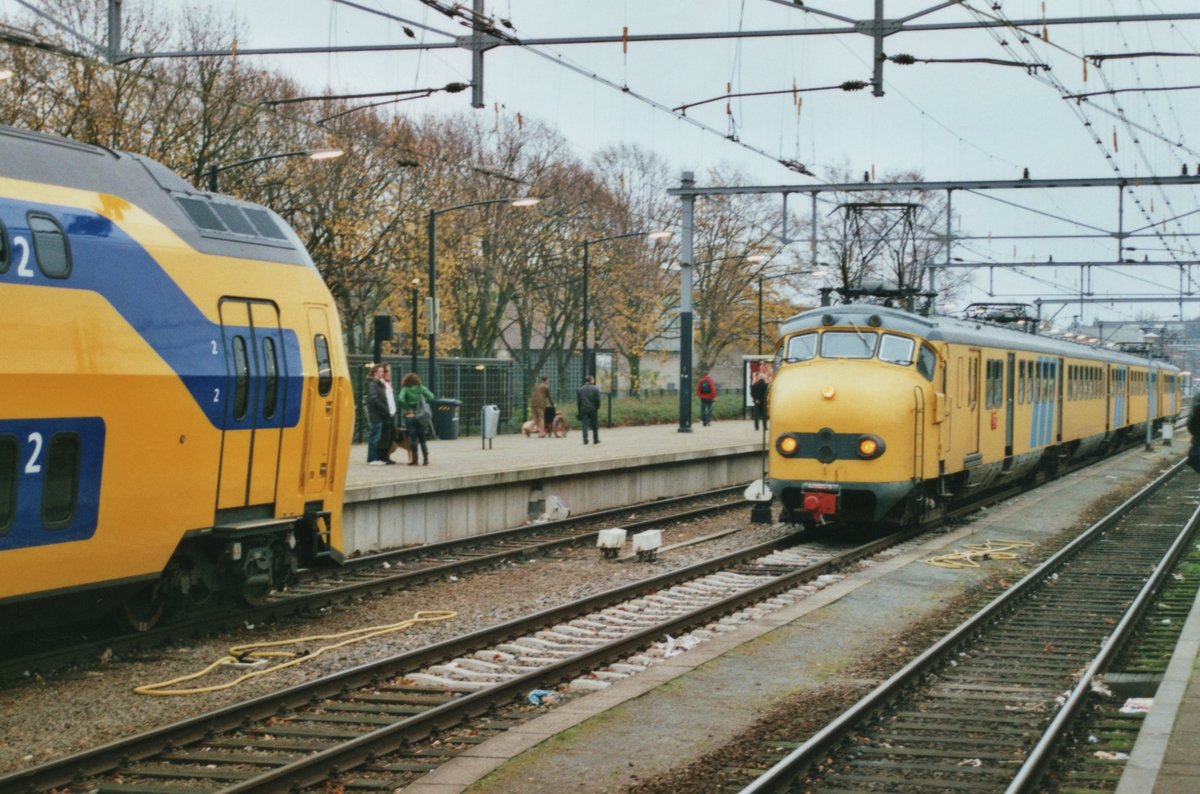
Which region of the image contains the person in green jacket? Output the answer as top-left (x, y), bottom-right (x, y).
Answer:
top-left (397, 373), bottom-right (436, 465)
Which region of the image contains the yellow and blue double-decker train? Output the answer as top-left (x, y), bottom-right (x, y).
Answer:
top-left (0, 126), bottom-right (354, 631)
top-left (767, 302), bottom-right (1180, 528)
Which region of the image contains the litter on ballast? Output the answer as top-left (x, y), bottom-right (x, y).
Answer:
top-left (1120, 697), bottom-right (1154, 714)
top-left (527, 688), bottom-right (558, 706)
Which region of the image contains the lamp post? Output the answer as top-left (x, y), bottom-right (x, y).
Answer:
top-left (427, 196), bottom-right (539, 392)
top-left (581, 230), bottom-right (672, 379)
top-left (205, 147), bottom-right (344, 192)
top-left (1144, 329), bottom-right (1160, 450)
top-left (410, 277), bottom-right (420, 376)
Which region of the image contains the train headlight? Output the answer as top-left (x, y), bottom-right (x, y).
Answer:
top-left (777, 435), bottom-right (799, 456)
top-left (856, 435), bottom-right (886, 459)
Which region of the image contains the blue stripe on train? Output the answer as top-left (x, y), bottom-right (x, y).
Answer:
top-left (0, 198), bottom-right (303, 430)
top-left (0, 418), bottom-right (104, 550)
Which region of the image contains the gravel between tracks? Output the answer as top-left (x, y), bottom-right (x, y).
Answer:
top-left (0, 509), bottom-right (789, 774)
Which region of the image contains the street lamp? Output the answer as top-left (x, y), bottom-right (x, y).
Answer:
top-left (205, 147), bottom-right (344, 192)
top-left (410, 277), bottom-right (421, 376)
top-left (581, 230), bottom-right (672, 379)
top-left (1144, 329), bottom-right (1160, 450)
top-left (427, 196), bottom-right (540, 392)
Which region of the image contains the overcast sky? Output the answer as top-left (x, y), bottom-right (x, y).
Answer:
top-left (15, 0), bottom-right (1200, 328)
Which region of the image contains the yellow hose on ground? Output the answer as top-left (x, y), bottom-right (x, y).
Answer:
top-left (134, 610), bottom-right (457, 696)
top-left (922, 539), bottom-right (1035, 569)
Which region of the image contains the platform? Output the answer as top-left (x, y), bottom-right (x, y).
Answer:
top-left (341, 419), bottom-right (768, 553)
top-left (1117, 547), bottom-right (1200, 794)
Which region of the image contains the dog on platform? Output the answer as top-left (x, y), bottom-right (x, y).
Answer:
top-left (389, 425), bottom-right (413, 460)
top-left (521, 412), bottom-right (570, 438)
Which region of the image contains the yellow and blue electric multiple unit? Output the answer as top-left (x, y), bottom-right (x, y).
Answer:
top-left (0, 126), bottom-right (354, 630)
top-left (767, 303), bottom-right (1180, 528)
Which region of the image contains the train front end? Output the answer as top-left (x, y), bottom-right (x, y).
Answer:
top-left (768, 306), bottom-right (940, 529)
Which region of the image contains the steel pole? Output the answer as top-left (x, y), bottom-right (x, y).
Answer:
top-left (427, 209), bottom-right (437, 393)
top-left (410, 283), bottom-right (419, 376)
top-left (678, 171), bottom-right (696, 433)
top-left (582, 239), bottom-right (590, 379)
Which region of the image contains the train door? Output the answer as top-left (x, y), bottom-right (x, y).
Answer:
top-left (1005, 353), bottom-right (1015, 454)
top-left (303, 307), bottom-right (338, 498)
top-left (967, 349), bottom-right (981, 455)
top-left (1055, 357), bottom-right (1065, 442)
top-left (1113, 367), bottom-right (1127, 427)
top-left (216, 299), bottom-right (285, 510)
top-left (1150, 367), bottom-right (1159, 421)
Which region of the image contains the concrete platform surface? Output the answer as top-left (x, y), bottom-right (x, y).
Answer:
top-left (344, 419), bottom-right (769, 491)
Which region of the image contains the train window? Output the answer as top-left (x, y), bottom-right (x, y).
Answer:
top-left (232, 336), bottom-right (250, 421)
top-left (0, 218), bottom-right (8, 273)
top-left (41, 433), bottom-right (80, 530)
top-left (27, 213), bottom-right (71, 278)
top-left (242, 207), bottom-right (289, 240)
top-left (315, 334), bottom-right (333, 396)
top-left (821, 331), bottom-right (877, 359)
top-left (916, 345), bottom-right (936, 381)
top-left (879, 334), bottom-right (915, 366)
top-left (0, 435), bottom-right (15, 536)
top-left (785, 333), bottom-right (817, 362)
top-left (262, 337), bottom-right (279, 420)
top-left (212, 202), bottom-right (258, 236)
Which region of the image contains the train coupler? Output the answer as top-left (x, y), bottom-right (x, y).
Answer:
top-left (801, 484), bottom-right (840, 525)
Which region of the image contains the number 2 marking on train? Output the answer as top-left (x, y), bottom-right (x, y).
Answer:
top-left (211, 340), bottom-right (219, 354)
top-left (213, 388), bottom-right (220, 403)
top-left (24, 432), bottom-right (43, 474)
top-left (13, 236), bottom-right (33, 278)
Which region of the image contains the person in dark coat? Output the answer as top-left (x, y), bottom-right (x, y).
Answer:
top-left (750, 371), bottom-right (769, 431)
top-left (1187, 391), bottom-right (1200, 471)
top-left (365, 364), bottom-right (391, 464)
top-left (577, 375), bottom-right (601, 445)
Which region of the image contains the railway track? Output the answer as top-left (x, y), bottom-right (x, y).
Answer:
top-left (740, 458), bottom-right (1200, 794)
top-left (0, 523), bottom-right (927, 792)
top-left (0, 487), bottom-right (743, 686)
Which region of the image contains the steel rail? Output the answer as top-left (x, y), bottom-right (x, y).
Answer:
top-left (0, 524), bottom-right (920, 792)
top-left (741, 457), bottom-right (1191, 793)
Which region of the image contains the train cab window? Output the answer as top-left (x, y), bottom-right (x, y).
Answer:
top-left (878, 334), bottom-right (915, 366)
top-left (821, 331), bottom-right (877, 359)
top-left (232, 336), bottom-right (249, 421)
top-left (916, 344), bottom-right (937, 381)
top-left (784, 333), bottom-right (817, 362)
top-left (0, 435), bottom-right (16, 536)
top-left (42, 434), bottom-right (80, 529)
top-left (0, 218), bottom-right (8, 273)
top-left (314, 334), bottom-right (333, 396)
top-left (262, 337), bottom-right (279, 420)
top-left (27, 213), bottom-right (71, 278)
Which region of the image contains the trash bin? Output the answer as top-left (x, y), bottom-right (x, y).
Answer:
top-left (480, 407), bottom-right (499, 443)
top-left (430, 398), bottom-right (462, 440)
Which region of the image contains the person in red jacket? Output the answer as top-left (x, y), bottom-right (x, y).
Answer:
top-left (696, 372), bottom-right (717, 426)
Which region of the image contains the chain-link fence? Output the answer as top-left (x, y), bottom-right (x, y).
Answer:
top-left (350, 353), bottom-right (622, 442)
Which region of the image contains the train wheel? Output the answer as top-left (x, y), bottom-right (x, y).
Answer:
top-left (122, 585), bottom-right (165, 632)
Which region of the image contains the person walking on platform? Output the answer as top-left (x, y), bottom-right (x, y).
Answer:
top-left (697, 372), bottom-right (717, 426)
top-left (577, 375), bottom-right (601, 445)
top-left (1188, 390), bottom-right (1200, 471)
top-left (531, 374), bottom-right (553, 438)
top-left (398, 373), bottom-right (436, 466)
top-left (365, 364), bottom-right (391, 465)
top-left (750, 371), bottom-right (769, 431)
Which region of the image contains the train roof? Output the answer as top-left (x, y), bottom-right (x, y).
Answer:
top-left (0, 125), bottom-right (313, 267)
top-left (778, 303), bottom-right (1178, 372)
